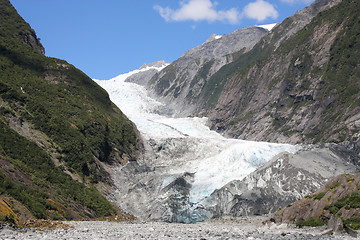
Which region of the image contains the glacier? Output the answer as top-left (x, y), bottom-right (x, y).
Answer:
top-left (93, 64), bottom-right (300, 223)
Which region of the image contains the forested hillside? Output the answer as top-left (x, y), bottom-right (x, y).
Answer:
top-left (0, 0), bottom-right (141, 225)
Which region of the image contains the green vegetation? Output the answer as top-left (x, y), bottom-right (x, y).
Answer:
top-left (278, 174), bottom-right (360, 230)
top-left (296, 217), bottom-right (326, 228)
top-left (347, 177), bottom-right (354, 183)
top-left (0, 119), bottom-right (116, 219)
top-left (324, 192), bottom-right (360, 215)
top-left (330, 182), bottom-right (341, 190)
top-left (187, 60), bottom-right (214, 101)
top-left (0, 0), bottom-right (139, 220)
top-left (344, 217), bottom-right (360, 230)
top-left (313, 192), bottom-right (327, 200)
top-left (0, 0), bottom-right (138, 178)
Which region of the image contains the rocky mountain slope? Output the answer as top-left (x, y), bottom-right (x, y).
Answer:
top-left (124, 60), bottom-right (169, 85)
top-left (0, 0), bottom-right (141, 225)
top-left (147, 0), bottom-right (359, 144)
top-left (270, 172), bottom-right (360, 232)
top-left (205, 0), bottom-right (359, 144)
top-left (146, 26), bottom-right (268, 116)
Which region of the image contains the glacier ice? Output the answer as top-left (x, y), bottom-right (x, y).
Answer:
top-left (93, 66), bottom-right (300, 222)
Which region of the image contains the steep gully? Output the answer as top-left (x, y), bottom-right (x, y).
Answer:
top-left (94, 63), bottom-right (300, 223)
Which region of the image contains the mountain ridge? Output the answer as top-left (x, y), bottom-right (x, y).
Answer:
top-left (206, 0), bottom-right (359, 144)
top-left (146, 25), bottom-right (269, 116)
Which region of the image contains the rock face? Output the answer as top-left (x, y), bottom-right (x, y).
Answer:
top-left (21, 28), bottom-right (45, 55)
top-left (206, 143), bottom-right (360, 219)
top-left (146, 26), bottom-right (268, 116)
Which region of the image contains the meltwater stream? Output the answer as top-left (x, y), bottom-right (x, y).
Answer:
top-left (94, 66), bottom-right (300, 222)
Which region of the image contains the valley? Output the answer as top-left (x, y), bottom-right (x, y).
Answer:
top-left (94, 63), bottom-right (300, 223)
top-left (0, 0), bottom-right (359, 237)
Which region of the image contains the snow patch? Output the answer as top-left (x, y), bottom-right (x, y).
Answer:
top-left (257, 23), bottom-right (277, 31)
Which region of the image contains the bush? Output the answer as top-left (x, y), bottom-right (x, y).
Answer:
top-left (313, 192), bottom-right (326, 200)
top-left (344, 217), bottom-right (360, 230)
top-left (296, 217), bottom-right (326, 227)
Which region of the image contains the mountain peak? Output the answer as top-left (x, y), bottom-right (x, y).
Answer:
top-left (139, 60), bottom-right (169, 70)
top-left (205, 34), bottom-right (223, 43)
top-left (256, 23), bottom-right (277, 31)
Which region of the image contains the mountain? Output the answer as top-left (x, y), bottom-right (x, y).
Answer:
top-left (93, 23), bottom-right (358, 223)
top-left (201, 0), bottom-right (360, 220)
top-left (107, 0), bottom-right (359, 223)
top-left (147, 0), bottom-right (359, 144)
top-left (124, 60), bottom-right (169, 85)
top-left (146, 26), bottom-right (269, 116)
top-left (0, 0), bottom-right (141, 225)
top-left (2, 0), bottom-right (358, 227)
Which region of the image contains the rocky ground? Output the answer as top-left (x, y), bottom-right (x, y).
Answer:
top-left (0, 217), bottom-right (355, 240)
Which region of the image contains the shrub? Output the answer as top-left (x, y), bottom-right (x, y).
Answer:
top-left (296, 217), bottom-right (326, 227)
top-left (313, 192), bottom-right (326, 200)
top-left (344, 217), bottom-right (360, 230)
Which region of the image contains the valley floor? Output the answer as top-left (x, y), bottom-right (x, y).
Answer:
top-left (0, 217), bottom-right (354, 240)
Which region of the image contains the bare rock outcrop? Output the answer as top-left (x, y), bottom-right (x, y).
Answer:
top-left (270, 172), bottom-right (360, 233)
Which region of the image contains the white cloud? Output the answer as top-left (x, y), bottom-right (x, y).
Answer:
top-left (242, 0), bottom-right (278, 22)
top-left (154, 0), bottom-right (241, 24)
top-left (155, 0), bottom-right (280, 24)
top-left (281, 0), bottom-right (313, 3)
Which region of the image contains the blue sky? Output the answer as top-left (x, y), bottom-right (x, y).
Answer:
top-left (10, 0), bottom-right (313, 80)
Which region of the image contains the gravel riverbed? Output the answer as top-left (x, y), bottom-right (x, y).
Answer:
top-left (0, 217), bottom-right (354, 240)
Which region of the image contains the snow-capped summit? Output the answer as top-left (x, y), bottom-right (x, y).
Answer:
top-left (100, 60), bottom-right (169, 85)
top-left (205, 33), bottom-right (223, 43)
top-left (257, 23), bottom-right (277, 31)
top-left (139, 60), bottom-right (169, 70)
